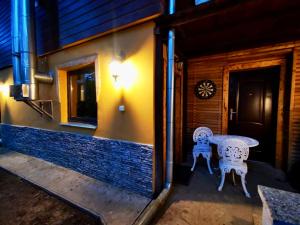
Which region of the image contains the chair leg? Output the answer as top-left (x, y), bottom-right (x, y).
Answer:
top-left (218, 169), bottom-right (226, 191)
top-left (206, 156), bottom-right (213, 174)
top-left (191, 153), bottom-right (197, 171)
top-left (241, 174), bottom-right (251, 198)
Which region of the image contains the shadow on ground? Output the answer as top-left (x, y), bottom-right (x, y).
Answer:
top-left (155, 160), bottom-right (294, 225)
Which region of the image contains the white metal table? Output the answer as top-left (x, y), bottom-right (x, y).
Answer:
top-left (208, 134), bottom-right (259, 185)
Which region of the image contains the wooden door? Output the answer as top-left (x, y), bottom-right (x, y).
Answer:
top-left (228, 67), bottom-right (280, 164)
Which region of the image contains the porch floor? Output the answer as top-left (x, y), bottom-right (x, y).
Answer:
top-left (0, 148), bottom-right (151, 225)
top-left (155, 159), bottom-right (294, 225)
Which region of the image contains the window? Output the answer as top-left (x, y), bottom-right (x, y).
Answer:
top-left (67, 63), bottom-right (97, 125)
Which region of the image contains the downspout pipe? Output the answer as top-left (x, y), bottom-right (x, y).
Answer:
top-left (134, 1), bottom-right (175, 224)
top-left (11, 0), bottom-right (21, 85)
top-left (165, 29), bottom-right (175, 189)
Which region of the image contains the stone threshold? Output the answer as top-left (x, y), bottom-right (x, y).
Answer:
top-left (0, 149), bottom-right (151, 225)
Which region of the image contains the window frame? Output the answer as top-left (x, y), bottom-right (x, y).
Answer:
top-left (66, 63), bottom-right (98, 125)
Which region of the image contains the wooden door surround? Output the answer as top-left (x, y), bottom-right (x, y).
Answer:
top-left (187, 42), bottom-right (300, 171)
top-left (174, 62), bottom-right (184, 164)
top-left (222, 58), bottom-right (286, 168)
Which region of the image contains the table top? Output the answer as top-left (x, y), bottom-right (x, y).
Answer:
top-left (208, 134), bottom-right (259, 147)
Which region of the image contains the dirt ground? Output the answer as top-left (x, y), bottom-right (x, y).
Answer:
top-left (0, 168), bottom-right (102, 225)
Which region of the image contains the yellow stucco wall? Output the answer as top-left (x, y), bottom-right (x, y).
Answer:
top-left (0, 22), bottom-right (155, 144)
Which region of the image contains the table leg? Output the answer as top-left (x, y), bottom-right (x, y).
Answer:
top-left (231, 170), bottom-right (236, 186)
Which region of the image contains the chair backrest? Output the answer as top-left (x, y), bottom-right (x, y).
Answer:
top-left (193, 127), bottom-right (213, 145)
top-left (219, 138), bottom-right (249, 164)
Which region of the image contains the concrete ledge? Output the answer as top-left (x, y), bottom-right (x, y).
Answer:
top-left (0, 150), bottom-right (151, 225)
top-left (60, 122), bottom-right (97, 130)
top-left (258, 185), bottom-right (300, 225)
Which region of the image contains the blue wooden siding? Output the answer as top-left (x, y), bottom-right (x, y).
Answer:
top-left (0, 0), bottom-right (12, 69)
top-left (0, 0), bottom-right (163, 69)
top-left (58, 0), bottom-right (162, 46)
top-left (35, 0), bottom-right (60, 55)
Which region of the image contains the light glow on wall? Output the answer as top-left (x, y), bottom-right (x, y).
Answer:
top-left (0, 84), bottom-right (10, 97)
top-left (110, 59), bottom-right (137, 89)
top-left (121, 61), bottom-right (137, 89)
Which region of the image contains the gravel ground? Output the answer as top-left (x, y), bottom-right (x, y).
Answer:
top-left (0, 168), bottom-right (102, 225)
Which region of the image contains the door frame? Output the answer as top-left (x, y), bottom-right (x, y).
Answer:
top-left (222, 58), bottom-right (286, 168)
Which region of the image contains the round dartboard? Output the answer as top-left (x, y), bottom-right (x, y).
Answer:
top-left (194, 80), bottom-right (217, 99)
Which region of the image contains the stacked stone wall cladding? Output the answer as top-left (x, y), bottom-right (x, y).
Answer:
top-left (1, 124), bottom-right (153, 197)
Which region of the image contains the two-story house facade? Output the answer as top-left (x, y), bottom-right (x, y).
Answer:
top-left (1, 0), bottom-right (300, 204)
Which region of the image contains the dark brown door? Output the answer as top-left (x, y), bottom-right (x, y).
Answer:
top-left (228, 67), bottom-right (280, 164)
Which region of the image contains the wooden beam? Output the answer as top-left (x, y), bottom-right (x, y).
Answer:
top-left (158, 0), bottom-right (244, 28)
top-left (159, 0), bottom-right (300, 29)
top-left (153, 28), bottom-right (165, 197)
top-left (177, 10), bottom-right (300, 56)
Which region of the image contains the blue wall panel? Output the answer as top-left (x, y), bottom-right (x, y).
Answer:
top-left (0, 0), bottom-right (11, 69)
top-left (0, 0), bottom-right (163, 68)
top-left (35, 0), bottom-right (60, 55)
top-left (58, 0), bottom-right (162, 46)
top-left (60, 1), bottom-right (162, 46)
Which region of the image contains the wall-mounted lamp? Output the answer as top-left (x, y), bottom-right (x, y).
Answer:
top-left (110, 51), bottom-right (126, 83)
top-left (109, 51), bottom-right (137, 89)
top-left (110, 60), bottom-right (122, 83)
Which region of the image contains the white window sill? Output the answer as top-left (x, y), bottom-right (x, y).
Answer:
top-left (60, 122), bottom-right (97, 130)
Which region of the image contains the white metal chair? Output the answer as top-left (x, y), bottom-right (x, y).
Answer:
top-left (218, 138), bottom-right (250, 198)
top-left (191, 127), bottom-right (213, 174)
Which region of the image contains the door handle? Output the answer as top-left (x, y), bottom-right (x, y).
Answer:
top-left (230, 108), bottom-right (237, 121)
